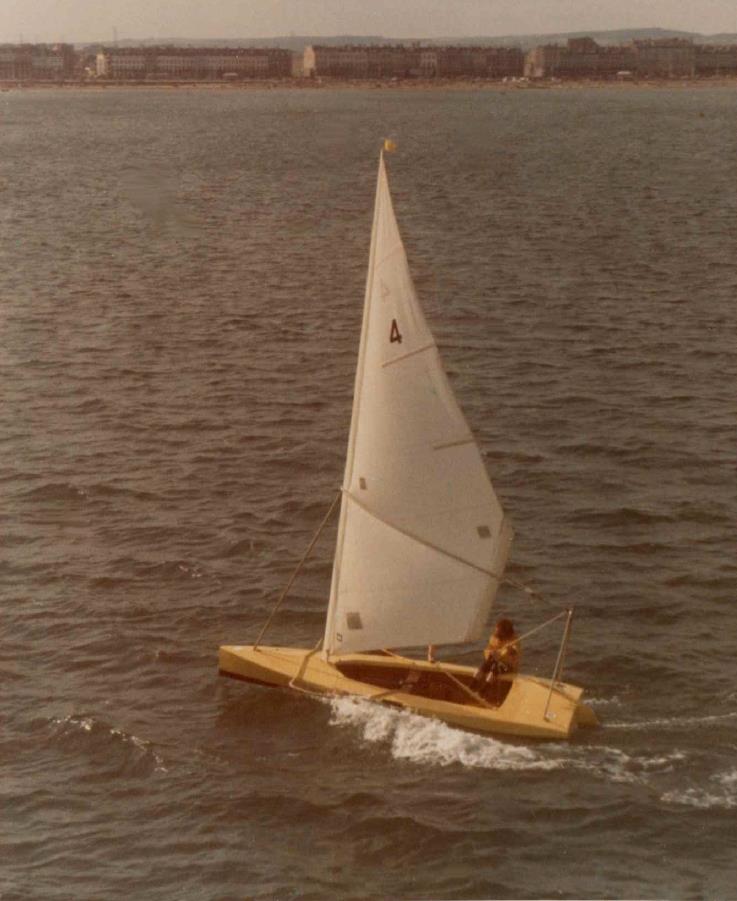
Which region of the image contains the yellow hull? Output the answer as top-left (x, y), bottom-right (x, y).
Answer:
top-left (218, 644), bottom-right (598, 741)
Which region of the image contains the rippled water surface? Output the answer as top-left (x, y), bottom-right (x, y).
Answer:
top-left (2, 85), bottom-right (736, 900)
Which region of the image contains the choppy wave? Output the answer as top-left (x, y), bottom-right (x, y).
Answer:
top-left (16, 480), bottom-right (160, 504)
top-left (19, 482), bottom-right (91, 503)
top-left (50, 713), bottom-right (168, 774)
top-left (605, 711), bottom-right (737, 731)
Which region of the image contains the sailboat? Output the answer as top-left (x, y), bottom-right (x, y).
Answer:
top-left (219, 148), bottom-right (598, 740)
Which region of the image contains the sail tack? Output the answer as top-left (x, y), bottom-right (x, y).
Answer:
top-left (324, 153), bottom-right (512, 656)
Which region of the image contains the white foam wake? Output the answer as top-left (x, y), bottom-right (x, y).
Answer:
top-left (328, 695), bottom-right (558, 771)
top-left (327, 697), bottom-right (737, 809)
top-left (661, 768), bottom-right (737, 810)
top-left (326, 696), bottom-right (683, 782)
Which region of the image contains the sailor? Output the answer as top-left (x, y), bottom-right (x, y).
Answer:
top-left (470, 618), bottom-right (520, 695)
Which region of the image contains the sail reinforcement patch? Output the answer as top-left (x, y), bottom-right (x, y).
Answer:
top-left (477, 525), bottom-right (491, 538)
top-left (346, 612), bottom-right (363, 630)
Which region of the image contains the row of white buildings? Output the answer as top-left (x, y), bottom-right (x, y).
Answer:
top-left (2, 39), bottom-right (737, 82)
top-left (93, 44), bottom-right (525, 80)
top-left (304, 38), bottom-right (737, 79)
top-left (94, 46), bottom-right (292, 79)
top-left (524, 37), bottom-right (737, 78)
top-left (303, 44), bottom-right (525, 78)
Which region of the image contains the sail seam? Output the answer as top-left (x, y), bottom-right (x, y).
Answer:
top-left (343, 489), bottom-right (504, 582)
top-left (381, 342), bottom-right (435, 369)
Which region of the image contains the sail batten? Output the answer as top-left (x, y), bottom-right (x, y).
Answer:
top-left (324, 152), bottom-right (512, 657)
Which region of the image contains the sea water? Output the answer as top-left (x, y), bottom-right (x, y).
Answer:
top-left (1, 84), bottom-right (736, 900)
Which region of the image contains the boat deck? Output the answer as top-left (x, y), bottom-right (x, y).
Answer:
top-left (218, 645), bottom-right (598, 740)
top-left (334, 658), bottom-right (513, 708)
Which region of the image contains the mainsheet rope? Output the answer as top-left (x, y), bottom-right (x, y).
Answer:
top-left (254, 489), bottom-right (341, 650)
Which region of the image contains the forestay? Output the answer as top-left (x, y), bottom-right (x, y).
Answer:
top-left (323, 152), bottom-right (512, 656)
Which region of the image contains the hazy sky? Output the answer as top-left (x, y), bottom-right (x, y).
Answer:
top-left (2, 0), bottom-right (736, 43)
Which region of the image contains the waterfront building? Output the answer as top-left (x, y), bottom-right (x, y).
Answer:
top-left (524, 39), bottom-right (631, 78)
top-left (303, 44), bottom-right (523, 79)
top-left (0, 43), bottom-right (75, 80)
top-left (524, 36), bottom-right (737, 80)
top-left (95, 46), bottom-right (291, 80)
top-left (525, 37), bottom-right (703, 79)
top-left (695, 44), bottom-right (737, 75)
top-left (631, 38), bottom-right (695, 77)
top-left (303, 45), bottom-right (413, 78)
top-left (524, 45), bottom-right (561, 79)
top-left (96, 49), bottom-right (146, 78)
top-left (431, 46), bottom-right (524, 77)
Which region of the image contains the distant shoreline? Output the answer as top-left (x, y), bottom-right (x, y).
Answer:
top-left (2, 76), bottom-right (737, 92)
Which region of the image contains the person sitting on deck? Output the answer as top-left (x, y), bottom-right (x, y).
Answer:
top-left (470, 618), bottom-right (520, 698)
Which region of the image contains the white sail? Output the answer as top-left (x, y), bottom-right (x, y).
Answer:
top-left (324, 152), bottom-right (512, 656)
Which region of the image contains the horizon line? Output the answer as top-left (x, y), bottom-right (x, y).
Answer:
top-left (4, 25), bottom-right (737, 47)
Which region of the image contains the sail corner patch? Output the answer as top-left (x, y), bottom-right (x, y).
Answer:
top-left (346, 612), bottom-right (363, 630)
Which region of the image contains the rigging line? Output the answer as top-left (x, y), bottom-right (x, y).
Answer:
top-left (254, 490), bottom-right (341, 650)
top-left (343, 489), bottom-right (505, 581)
top-left (288, 641), bottom-right (324, 695)
top-left (508, 609), bottom-right (569, 646)
top-left (445, 609), bottom-right (569, 660)
top-left (503, 575), bottom-right (549, 603)
top-left (544, 608), bottom-right (575, 721)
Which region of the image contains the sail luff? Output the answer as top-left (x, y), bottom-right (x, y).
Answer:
top-left (323, 152), bottom-right (386, 655)
top-left (344, 151), bottom-right (389, 489)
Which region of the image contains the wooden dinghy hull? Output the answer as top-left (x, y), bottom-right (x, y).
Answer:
top-left (219, 644), bottom-right (598, 741)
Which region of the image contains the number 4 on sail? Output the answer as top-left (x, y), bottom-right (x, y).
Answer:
top-left (218, 148), bottom-right (598, 740)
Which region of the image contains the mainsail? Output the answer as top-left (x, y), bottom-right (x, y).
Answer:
top-left (323, 152), bottom-right (512, 656)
